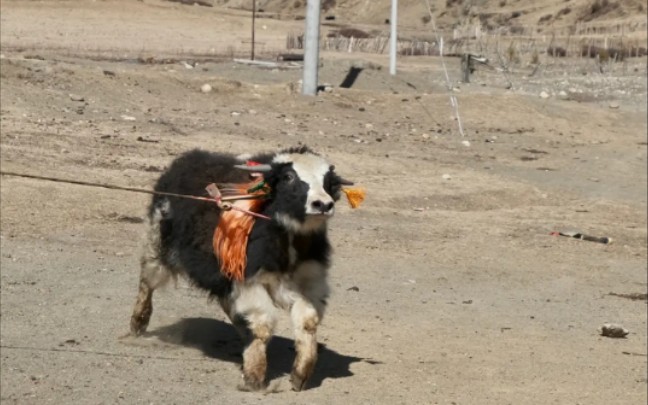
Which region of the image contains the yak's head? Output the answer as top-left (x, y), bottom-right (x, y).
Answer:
top-left (236, 147), bottom-right (352, 233)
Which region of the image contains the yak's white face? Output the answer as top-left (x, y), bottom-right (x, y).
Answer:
top-left (274, 153), bottom-right (335, 216)
top-left (271, 152), bottom-right (340, 233)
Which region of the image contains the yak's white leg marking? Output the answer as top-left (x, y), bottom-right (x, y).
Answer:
top-left (290, 298), bottom-right (319, 391)
top-left (231, 283), bottom-right (278, 391)
top-left (129, 210), bottom-right (174, 336)
top-left (288, 260), bottom-right (329, 391)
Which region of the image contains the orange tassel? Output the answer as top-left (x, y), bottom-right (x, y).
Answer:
top-left (213, 182), bottom-right (267, 281)
top-left (342, 187), bottom-right (366, 209)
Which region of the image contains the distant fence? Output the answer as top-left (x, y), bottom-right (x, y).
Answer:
top-left (287, 20), bottom-right (648, 62)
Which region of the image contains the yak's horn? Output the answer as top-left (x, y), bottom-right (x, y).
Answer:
top-left (234, 164), bottom-right (272, 172)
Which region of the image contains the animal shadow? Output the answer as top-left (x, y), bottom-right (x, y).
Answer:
top-left (147, 317), bottom-right (379, 388)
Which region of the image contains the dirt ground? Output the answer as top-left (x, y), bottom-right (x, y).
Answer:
top-left (1, 1), bottom-right (647, 404)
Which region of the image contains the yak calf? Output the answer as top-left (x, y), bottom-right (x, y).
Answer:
top-left (128, 146), bottom-right (351, 391)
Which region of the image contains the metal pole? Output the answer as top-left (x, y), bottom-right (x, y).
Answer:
top-left (251, 0), bottom-right (256, 61)
top-left (389, 0), bottom-right (398, 75)
top-left (302, 0), bottom-right (321, 96)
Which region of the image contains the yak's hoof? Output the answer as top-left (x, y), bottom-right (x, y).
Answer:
top-left (129, 317), bottom-right (149, 336)
top-left (237, 377), bottom-right (267, 392)
top-left (290, 372), bottom-right (309, 392)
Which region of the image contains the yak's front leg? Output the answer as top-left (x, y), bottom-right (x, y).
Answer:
top-left (290, 298), bottom-right (321, 391)
top-left (233, 284), bottom-right (277, 391)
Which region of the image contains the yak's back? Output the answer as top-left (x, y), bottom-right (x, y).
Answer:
top-left (147, 149), bottom-right (253, 295)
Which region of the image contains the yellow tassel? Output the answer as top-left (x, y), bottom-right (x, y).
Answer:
top-left (342, 187), bottom-right (366, 209)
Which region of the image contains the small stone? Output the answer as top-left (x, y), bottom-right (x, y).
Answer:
top-left (231, 111), bottom-right (241, 117)
top-left (442, 174), bottom-right (452, 180)
top-left (461, 140), bottom-right (471, 147)
top-left (421, 133), bottom-right (430, 139)
top-left (181, 61), bottom-right (194, 69)
top-left (558, 90), bottom-right (568, 99)
top-left (600, 323), bottom-right (629, 338)
top-left (365, 123), bottom-right (374, 130)
top-left (609, 102), bottom-right (620, 109)
top-left (201, 84), bottom-right (212, 93)
top-left (69, 94), bottom-right (84, 102)
top-left (540, 91), bottom-right (550, 99)
top-left (120, 115), bottom-right (136, 121)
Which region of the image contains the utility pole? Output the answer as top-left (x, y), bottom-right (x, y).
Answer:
top-left (389, 0), bottom-right (398, 75)
top-left (302, 0), bottom-right (321, 96)
top-left (251, 0), bottom-right (256, 60)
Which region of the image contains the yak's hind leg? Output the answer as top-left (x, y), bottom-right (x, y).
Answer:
top-left (129, 256), bottom-right (172, 335)
top-left (129, 202), bottom-right (173, 336)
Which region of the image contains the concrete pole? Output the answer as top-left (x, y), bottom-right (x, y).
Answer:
top-left (389, 0), bottom-right (398, 75)
top-left (302, 0), bottom-right (322, 96)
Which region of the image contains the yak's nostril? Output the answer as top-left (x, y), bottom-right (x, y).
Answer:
top-left (312, 200), bottom-right (334, 213)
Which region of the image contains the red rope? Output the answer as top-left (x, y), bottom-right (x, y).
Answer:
top-left (0, 170), bottom-right (272, 220)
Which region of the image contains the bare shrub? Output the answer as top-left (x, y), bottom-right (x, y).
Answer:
top-left (421, 15), bottom-right (432, 24)
top-left (580, 45), bottom-right (626, 62)
top-left (631, 47), bottom-right (648, 57)
top-left (322, 0), bottom-right (336, 12)
top-left (598, 47), bottom-right (610, 62)
top-left (531, 49), bottom-right (540, 64)
top-left (538, 14), bottom-right (552, 23)
top-left (590, 0), bottom-right (609, 14)
top-left (506, 43), bottom-right (520, 64)
top-left (557, 7), bottom-right (571, 16)
top-left (509, 25), bottom-right (524, 34)
top-left (582, 0), bottom-right (618, 22)
top-left (328, 27), bottom-right (371, 39)
top-left (286, 32), bottom-right (304, 49)
top-left (547, 46), bottom-right (567, 57)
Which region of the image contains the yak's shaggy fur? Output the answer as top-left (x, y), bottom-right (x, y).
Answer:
top-left (128, 146), bottom-right (349, 391)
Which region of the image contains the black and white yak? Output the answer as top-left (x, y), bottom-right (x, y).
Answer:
top-left (127, 146), bottom-right (353, 391)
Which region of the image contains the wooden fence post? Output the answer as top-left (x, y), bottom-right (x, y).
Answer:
top-left (461, 54), bottom-right (471, 83)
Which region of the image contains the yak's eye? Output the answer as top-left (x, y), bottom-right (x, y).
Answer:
top-left (283, 172), bottom-right (295, 183)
